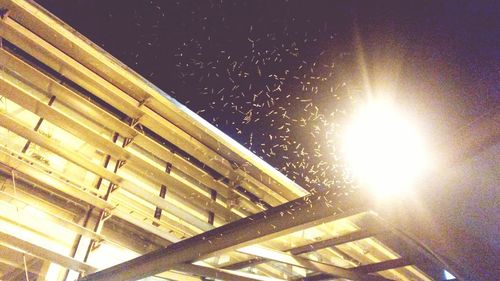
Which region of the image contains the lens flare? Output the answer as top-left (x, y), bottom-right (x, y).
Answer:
top-left (342, 100), bottom-right (427, 197)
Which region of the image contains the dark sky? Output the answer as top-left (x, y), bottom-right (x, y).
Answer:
top-left (35, 0), bottom-right (499, 191)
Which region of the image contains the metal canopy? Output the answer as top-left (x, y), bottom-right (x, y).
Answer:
top-left (79, 189), bottom-right (370, 281)
top-left (0, 1), bottom-right (452, 281)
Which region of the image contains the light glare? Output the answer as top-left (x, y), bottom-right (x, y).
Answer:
top-left (343, 100), bottom-right (427, 197)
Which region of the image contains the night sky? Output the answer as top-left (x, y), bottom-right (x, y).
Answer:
top-left (35, 0), bottom-right (499, 192)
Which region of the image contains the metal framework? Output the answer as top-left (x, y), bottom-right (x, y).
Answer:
top-left (0, 1), bottom-right (455, 280)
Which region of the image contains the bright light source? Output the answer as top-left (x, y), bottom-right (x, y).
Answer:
top-left (444, 269), bottom-right (456, 280)
top-left (342, 100), bottom-right (427, 197)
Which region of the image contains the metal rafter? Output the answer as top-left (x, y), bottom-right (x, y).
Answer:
top-left (0, 46), bottom-right (262, 215)
top-left (0, 230), bottom-right (96, 274)
top-left (0, 14), bottom-right (293, 206)
top-left (0, 71), bottom-right (239, 223)
top-left (224, 228), bottom-right (384, 270)
top-left (80, 189), bottom-right (372, 281)
top-left (0, 2), bottom-right (457, 281)
top-left (298, 258), bottom-right (413, 281)
top-left (0, 111), bottom-right (213, 231)
top-left (0, 0), bottom-right (309, 201)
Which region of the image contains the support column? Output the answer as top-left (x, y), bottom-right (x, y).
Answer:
top-left (65, 132), bottom-right (125, 281)
top-left (153, 163), bottom-right (171, 226)
top-left (83, 134), bottom-right (132, 259)
top-left (207, 189), bottom-right (217, 225)
top-left (21, 95), bottom-right (56, 153)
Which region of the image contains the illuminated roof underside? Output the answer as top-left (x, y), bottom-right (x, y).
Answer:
top-left (0, 1), bottom-right (443, 280)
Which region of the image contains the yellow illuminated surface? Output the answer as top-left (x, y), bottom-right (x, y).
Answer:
top-left (0, 65), bottom-right (434, 281)
top-left (0, 3), bottom-right (438, 278)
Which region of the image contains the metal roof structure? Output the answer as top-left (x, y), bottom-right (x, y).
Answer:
top-left (0, 1), bottom-right (463, 280)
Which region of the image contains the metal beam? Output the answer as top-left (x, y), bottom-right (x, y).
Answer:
top-left (0, 111), bottom-right (300, 264)
top-left (222, 258), bottom-right (264, 271)
top-left (0, 246), bottom-right (43, 279)
top-left (0, 230), bottom-right (96, 273)
top-left (0, 106), bottom-right (323, 279)
top-left (0, 190), bottom-right (104, 241)
top-left (0, 0), bottom-right (308, 200)
top-left (0, 144), bottom-right (190, 243)
top-left (0, 71), bottom-right (238, 223)
top-left (0, 256), bottom-right (42, 281)
top-left (21, 95), bottom-right (56, 153)
top-left (0, 111), bottom-right (213, 232)
top-left (0, 15), bottom-right (289, 206)
top-left (0, 154), bottom-right (265, 281)
top-left (0, 46), bottom-right (261, 215)
top-left (172, 263), bottom-right (274, 281)
top-left (71, 133), bottom-right (126, 281)
top-left (0, 147), bottom-right (113, 211)
top-left (80, 189), bottom-right (368, 281)
top-left (298, 258), bottom-right (413, 281)
top-left (354, 258), bottom-right (412, 274)
top-left (290, 229), bottom-right (383, 255)
top-left (238, 245), bottom-right (367, 280)
top-left (224, 228), bottom-right (382, 270)
top-left (0, 139), bottom-right (277, 281)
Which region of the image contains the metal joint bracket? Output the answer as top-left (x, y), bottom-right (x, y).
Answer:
top-left (118, 160), bottom-right (127, 168)
top-left (138, 97), bottom-right (151, 108)
top-left (90, 240), bottom-right (102, 252)
top-left (165, 162), bottom-right (172, 174)
top-left (110, 184), bottom-right (120, 193)
top-left (130, 115), bottom-right (144, 129)
top-left (122, 137), bottom-right (133, 148)
top-left (102, 208), bottom-right (113, 222)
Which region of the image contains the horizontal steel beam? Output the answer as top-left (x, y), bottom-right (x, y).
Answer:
top-left (0, 255), bottom-right (42, 281)
top-left (0, 111), bottom-right (213, 232)
top-left (354, 258), bottom-right (412, 274)
top-left (0, 246), bottom-right (43, 279)
top-left (0, 46), bottom-right (260, 215)
top-left (172, 263), bottom-right (273, 281)
top-left (0, 77), bottom-right (334, 279)
top-left (80, 189), bottom-right (368, 281)
top-left (0, 0), bottom-right (308, 200)
top-left (0, 147), bottom-right (113, 211)
top-left (0, 14), bottom-right (291, 206)
top-left (238, 245), bottom-right (366, 280)
top-left (298, 258), bottom-right (413, 281)
top-left (290, 229), bottom-right (384, 255)
top-left (0, 150), bottom-right (268, 281)
top-left (224, 228), bottom-right (383, 270)
top-left (0, 229), bottom-right (96, 273)
top-left (0, 190), bottom-right (104, 241)
top-left (0, 71), bottom-right (239, 223)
